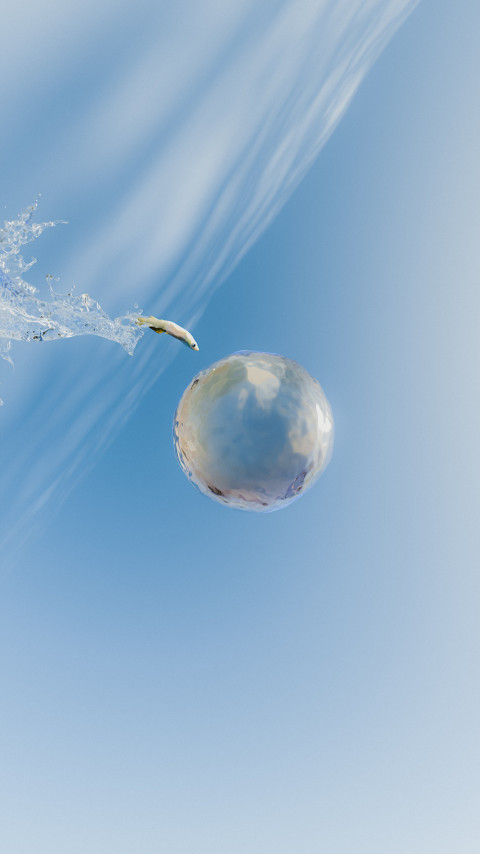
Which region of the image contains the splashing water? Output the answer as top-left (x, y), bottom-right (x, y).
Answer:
top-left (0, 202), bottom-right (143, 366)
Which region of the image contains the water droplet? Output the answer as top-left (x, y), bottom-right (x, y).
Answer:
top-left (173, 352), bottom-right (334, 511)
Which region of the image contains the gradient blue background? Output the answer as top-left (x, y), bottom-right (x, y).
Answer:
top-left (1, 2), bottom-right (479, 851)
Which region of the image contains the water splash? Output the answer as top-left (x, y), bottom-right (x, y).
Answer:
top-left (0, 202), bottom-right (142, 366)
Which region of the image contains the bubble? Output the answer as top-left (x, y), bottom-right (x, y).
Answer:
top-left (173, 351), bottom-right (334, 512)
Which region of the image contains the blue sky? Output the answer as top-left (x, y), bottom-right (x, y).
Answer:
top-left (1, 2), bottom-right (479, 852)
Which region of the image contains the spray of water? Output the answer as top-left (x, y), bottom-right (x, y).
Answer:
top-left (0, 202), bottom-right (142, 365)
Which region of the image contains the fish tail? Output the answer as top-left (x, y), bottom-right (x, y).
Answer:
top-left (136, 315), bottom-right (165, 334)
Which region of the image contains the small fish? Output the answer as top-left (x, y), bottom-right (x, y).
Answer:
top-left (136, 315), bottom-right (199, 351)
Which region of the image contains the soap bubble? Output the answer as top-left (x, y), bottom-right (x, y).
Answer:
top-left (173, 351), bottom-right (334, 512)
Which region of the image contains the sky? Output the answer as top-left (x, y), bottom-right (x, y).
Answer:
top-left (1, 1), bottom-right (480, 852)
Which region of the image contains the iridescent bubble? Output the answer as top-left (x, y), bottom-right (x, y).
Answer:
top-left (173, 351), bottom-right (334, 512)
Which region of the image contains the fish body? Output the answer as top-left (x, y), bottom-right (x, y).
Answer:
top-left (136, 315), bottom-right (199, 350)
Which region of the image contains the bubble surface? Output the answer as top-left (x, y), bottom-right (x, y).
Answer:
top-left (173, 351), bottom-right (334, 512)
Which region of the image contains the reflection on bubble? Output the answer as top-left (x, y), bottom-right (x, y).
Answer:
top-left (173, 351), bottom-right (334, 512)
